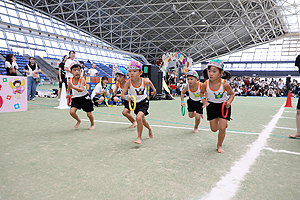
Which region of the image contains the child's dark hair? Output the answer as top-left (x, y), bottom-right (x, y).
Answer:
top-left (69, 50), bottom-right (75, 55)
top-left (101, 76), bottom-right (108, 86)
top-left (70, 63), bottom-right (81, 71)
top-left (202, 65), bottom-right (231, 80)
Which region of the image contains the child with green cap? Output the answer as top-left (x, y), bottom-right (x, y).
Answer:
top-left (181, 70), bottom-right (204, 133)
top-left (201, 59), bottom-right (234, 153)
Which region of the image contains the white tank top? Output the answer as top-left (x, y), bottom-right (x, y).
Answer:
top-left (118, 81), bottom-right (126, 94)
top-left (128, 78), bottom-right (147, 103)
top-left (205, 79), bottom-right (228, 103)
top-left (71, 76), bottom-right (89, 98)
top-left (187, 82), bottom-right (202, 101)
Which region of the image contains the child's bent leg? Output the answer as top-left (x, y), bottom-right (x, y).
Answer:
top-left (209, 119), bottom-right (219, 132)
top-left (113, 96), bottom-right (119, 102)
top-left (86, 112), bottom-right (95, 130)
top-left (134, 112), bottom-right (144, 144)
top-left (97, 97), bottom-right (104, 104)
top-left (122, 108), bottom-right (137, 128)
top-left (194, 113), bottom-right (201, 133)
top-left (142, 115), bottom-right (153, 138)
top-left (217, 118), bottom-right (227, 153)
top-left (188, 112), bottom-right (195, 118)
top-left (70, 107), bottom-right (81, 128)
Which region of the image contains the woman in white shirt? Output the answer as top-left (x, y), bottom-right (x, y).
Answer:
top-left (5, 54), bottom-right (18, 76)
top-left (24, 57), bottom-right (41, 100)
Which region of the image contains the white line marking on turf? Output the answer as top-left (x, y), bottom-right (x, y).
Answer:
top-left (275, 126), bottom-right (296, 130)
top-left (280, 116), bottom-right (295, 119)
top-left (265, 147), bottom-right (300, 156)
top-left (81, 119), bottom-right (260, 135)
top-left (200, 104), bottom-right (285, 200)
top-left (284, 111), bottom-right (296, 113)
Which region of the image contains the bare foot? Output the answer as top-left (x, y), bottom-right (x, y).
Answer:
top-left (129, 122), bottom-right (137, 128)
top-left (289, 133), bottom-right (300, 138)
top-left (89, 125), bottom-right (95, 130)
top-left (74, 120), bottom-right (81, 128)
top-left (217, 146), bottom-right (225, 153)
top-left (194, 127), bottom-right (198, 133)
top-left (134, 138), bottom-right (142, 144)
top-left (149, 126), bottom-right (153, 138)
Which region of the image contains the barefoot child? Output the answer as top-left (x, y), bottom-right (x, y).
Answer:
top-left (66, 62), bottom-right (95, 130)
top-left (113, 68), bottom-right (137, 128)
top-left (121, 61), bottom-right (157, 144)
top-left (201, 59), bottom-right (234, 153)
top-left (181, 70), bottom-right (203, 133)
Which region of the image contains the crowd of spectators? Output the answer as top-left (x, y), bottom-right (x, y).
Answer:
top-left (164, 70), bottom-right (298, 98)
top-left (230, 77), bottom-right (299, 97)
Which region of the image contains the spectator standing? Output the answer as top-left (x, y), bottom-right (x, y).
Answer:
top-left (24, 57), bottom-right (41, 101)
top-left (58, 55), bottom-right (68, 101)
top-left (88, 63), bottom-right (98, 76)
top-left (65, 51), bottom-right (76, 81)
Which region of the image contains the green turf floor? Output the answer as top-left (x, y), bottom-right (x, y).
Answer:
top-left (1, 90), bottom-right (300, 199)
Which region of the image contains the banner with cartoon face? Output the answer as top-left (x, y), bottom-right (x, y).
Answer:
top-left (0, 76), bottom-right (27, 113)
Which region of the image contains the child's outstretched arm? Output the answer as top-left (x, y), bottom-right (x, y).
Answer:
top-left (145, 78), bottom-right (156, 97)
top-left (121, 81), bottom-right (131, 102)
top-left (180, 85), bottom-right (187, 107)
top-left (224, 82), bottom-right (235, 108)
top-left (200, 82), bottom-right (207, 108)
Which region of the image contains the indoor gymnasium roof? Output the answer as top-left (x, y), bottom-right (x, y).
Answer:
top-left (18, 0), bottom-right (299, 63)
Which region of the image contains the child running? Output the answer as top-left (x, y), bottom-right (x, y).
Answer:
top-left (113, 68), bottom-right (137, 128)
top-left (66, 62), bottom-right (95, 130)
top-left (201, 59), bottom-right (234, 153)
top-left (181, 70), bottom-right (203, 133)
top-left (121, 61), bottom-right (157, 144)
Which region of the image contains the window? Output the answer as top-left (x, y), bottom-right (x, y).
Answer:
top-left (9, 17), bottom-right (20, 25)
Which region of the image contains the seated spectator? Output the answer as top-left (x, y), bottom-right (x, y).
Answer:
top-left (268, 86), bottom-right (276, 97)
top-left (5, 54), bottom-right (18, 76)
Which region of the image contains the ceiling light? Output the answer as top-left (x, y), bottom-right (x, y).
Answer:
top-left (202, 19), bottom-right (206, 22)
top-left (191, 11), bottom-right (195, 15)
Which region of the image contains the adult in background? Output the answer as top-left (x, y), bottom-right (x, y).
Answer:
top-left (65, 51), bottom-right (76, 81)
top-left (64, 51), bottom-right (76, 105)
top-left (88, 63), bottom-right (98, 76)
top-left (24, 57), bottom-right (41, 101)
top-left (5, 54), bottom-right (18, 76)
top-left (58, 55), bottom-right (68, 101)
